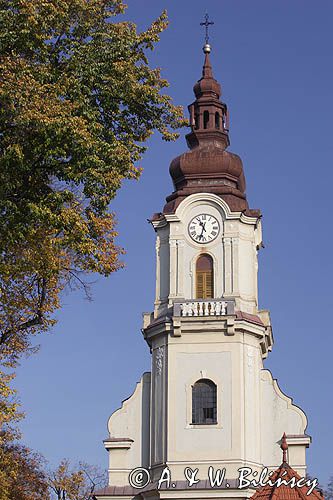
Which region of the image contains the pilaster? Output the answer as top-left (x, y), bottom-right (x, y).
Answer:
top-left (177, 240), bottom-right (185, 297)
top-left (223, 237), bottom-right (232, 294)
top-left (231, 237), bottom-right (239, 295)
top-left (169, 238), bottom-right (177, 298)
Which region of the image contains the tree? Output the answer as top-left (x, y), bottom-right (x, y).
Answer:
top-left (0, 444), bottom-right (106, 500)
top-left (325, 475), bottom-right (333, 499)
top-left (47, 460), bottom-right (107, 500)
top-left (0, 0), bottom-right (186, 424)
top-left (306, 473), bottom-right (326, 498)
top-left (0, 441), bottom-right (50, 500)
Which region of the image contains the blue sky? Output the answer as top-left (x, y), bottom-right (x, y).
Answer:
top-left (15, 0), bottom-right (333, 487)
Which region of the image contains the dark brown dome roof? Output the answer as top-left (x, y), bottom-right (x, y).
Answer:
top-left (164, 141), bottom-right (248, 213)
top-left (163, 47), bottom-right (259, 217)
top-left (193, 51), bottom-right (221, 99)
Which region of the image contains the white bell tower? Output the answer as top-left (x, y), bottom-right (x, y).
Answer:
top-left (152, 193), bottom-right (262, 319)
top-left (95, 42), bottom-right (310, 500)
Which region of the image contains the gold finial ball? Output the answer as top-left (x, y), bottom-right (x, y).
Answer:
top-left (203, 43), bottom-right (211, 54)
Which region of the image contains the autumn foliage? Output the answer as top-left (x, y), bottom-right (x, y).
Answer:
top-left (0, 0), bottom-right (185, 425)
top-left (0, 442), bottom-right (49, 500)
top-left (0, 1), bottom-right (186, 495)
top-left (0, 0), bottom-right (185, 352)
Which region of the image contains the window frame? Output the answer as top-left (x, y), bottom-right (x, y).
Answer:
top-left (191, 378), bottom-right (218, 425)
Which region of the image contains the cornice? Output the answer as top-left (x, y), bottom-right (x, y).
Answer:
top-left (174, 193), bottom-right (259, 225)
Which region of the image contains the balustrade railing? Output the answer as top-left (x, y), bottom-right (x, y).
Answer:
top-left (174, 300), bottom-right (231, 317)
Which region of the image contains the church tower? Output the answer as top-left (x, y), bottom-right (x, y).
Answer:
top-left (95, 38), bottom-right (311, 500)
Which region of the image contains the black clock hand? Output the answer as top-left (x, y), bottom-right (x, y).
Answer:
top-left (198, 223), bottom-right (206, 240)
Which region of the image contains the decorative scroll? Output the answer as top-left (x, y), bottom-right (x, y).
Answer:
top-left (155, 347), bottom-right (164, 376)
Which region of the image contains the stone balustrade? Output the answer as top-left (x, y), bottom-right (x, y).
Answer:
top-left (179, 300), bottom-right (229, 317)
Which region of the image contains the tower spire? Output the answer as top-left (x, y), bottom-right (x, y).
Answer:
top-left (202, 47), bottom-right (213, 78)
top-left (281, 432), bottom-right (289, 465)
top-left (186, 23), bottom-right (229, 150)
top-left (163, 20), bottom-right (261, 217)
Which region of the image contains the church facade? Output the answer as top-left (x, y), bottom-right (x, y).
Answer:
top-left (95, 41), bottom-right (311, 500)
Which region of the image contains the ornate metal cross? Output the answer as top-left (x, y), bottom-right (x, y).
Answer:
top-left (200, 13), bottom-right (214, 45)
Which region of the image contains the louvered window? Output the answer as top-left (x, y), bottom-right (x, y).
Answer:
top-left (196, 254), bottom-right (214, 299)
top-left (215, 112), bottom-right (220, 129)
top-left (203, 110), bottom-right (209, 129)
top-left (192, 379), bottom-right (217, 424)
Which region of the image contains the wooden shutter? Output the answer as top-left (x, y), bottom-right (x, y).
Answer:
top-left (196, 254), bottom-right (214, 299)
top-left (196, 272), bottom-right (204, 298)
top-left (205, 271), bottom-right (213, 298)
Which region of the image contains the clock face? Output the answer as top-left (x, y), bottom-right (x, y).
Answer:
top-left (188, 214), bottom-right (220, 243)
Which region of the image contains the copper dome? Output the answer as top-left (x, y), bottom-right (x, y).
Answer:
top-left (165, 142), bottom-right (248, 213)
top-left (193, 51), bottom-right (221, 99)
top-left (163, 47), bottom-right (259, 217)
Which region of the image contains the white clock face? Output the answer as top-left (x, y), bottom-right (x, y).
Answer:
top-left (188, 214), bottom-right (220, 243)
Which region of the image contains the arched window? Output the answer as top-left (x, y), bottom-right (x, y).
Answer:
top-left (192, 379), bottom-right (217, 424)
top-left (215, 112), bottom-right (220, 129)
top-left (196, 254), bottom-right (214, 299)
top-left (203, 110), bottom-right (209, 129)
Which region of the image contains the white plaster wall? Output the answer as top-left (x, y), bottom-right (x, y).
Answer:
top-left (260, 369), bottom-right (308, 470)
top-left (168, 348), bottom-right (232, 462)
top-left (155, 226), bottom-right (170, 315)
top-left (243, 344), bottom-right (262, 463)
top-left (164, 329), bottom-right (266, 472)
top-left (154, 194), bottom-right (261, 316)
top-left (148, 322), bottom-right (308, 480)
top-left (171, 199), bottom-right (225, 302)
top-left (106, 372), bottom-right (151, 482)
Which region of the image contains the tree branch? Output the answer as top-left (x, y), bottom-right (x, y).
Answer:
top-left (0, 278), bottom-right (47, 347)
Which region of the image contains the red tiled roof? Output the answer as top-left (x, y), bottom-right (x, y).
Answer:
top-left (251, 464), bottom-right (323, 499)
top-left (235, 310), bottom-right (264, 326)
top-left (149, 212), bottom-right (164, 222)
